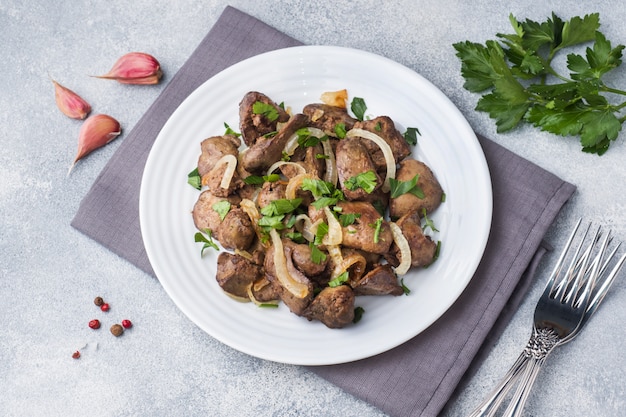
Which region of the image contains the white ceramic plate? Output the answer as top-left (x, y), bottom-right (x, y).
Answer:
top-left (140, 45), bottom-right (492, 366)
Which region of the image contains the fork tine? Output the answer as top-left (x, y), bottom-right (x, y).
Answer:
top-left (571, 228), bottom-right (611, 310)
top-left (585, 251), bottom-right (626, 318)
top-left (543, 218), bottom-right (583, 297)
top-left (552, 221), bottom-right (593, 301)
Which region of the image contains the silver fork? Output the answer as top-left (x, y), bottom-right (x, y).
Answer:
top-left (469, 219), bottom-right (626, 417)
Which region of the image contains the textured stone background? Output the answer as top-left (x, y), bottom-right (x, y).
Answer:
top-left (1, 1), bottom-right (624, 416)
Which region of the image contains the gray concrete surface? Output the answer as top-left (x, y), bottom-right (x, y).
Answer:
top-left (1, 1), bottom-right (625, 416)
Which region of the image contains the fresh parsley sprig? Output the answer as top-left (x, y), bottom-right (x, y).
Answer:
top-left (453, 12), bottom-right (626, 155)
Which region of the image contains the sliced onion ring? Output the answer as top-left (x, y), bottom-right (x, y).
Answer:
top-left (322, 206), bottom-right (343, 246)
top-left (266, 160), bottom-right (306, 177)
top-left (293, 214), bottom-right (315, 242)
top-left (212, 154), bottom-right (238, 189)
top-left (285, 172), bottom-right (315, 200)
top-left (240, 198), bottom-right (267, 246)
top-left (390, 222), bottom-right (411, 275)
top-left (246, 281), bottom-right (279, 307)
top-left (326, 245), bottom-right (345, 278)
top-left (270, 229), bottom-right (309, 299)
top-left (345, 128), bottom-right (396, 192)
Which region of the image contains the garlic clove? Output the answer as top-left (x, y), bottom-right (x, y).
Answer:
top-left (94, 52), bottom-right (163, 85)
top-left (52, 79), bottom-right (91, 119)
top-left (68, 114), bottom-right (121, 175)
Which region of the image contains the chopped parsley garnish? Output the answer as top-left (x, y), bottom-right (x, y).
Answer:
top-left (400, 278), bottom-right (411, 295)
top-left (389, 174), bottom-right (425, 199)
top-left (353, 306), bottom-right (365, 323)
top-left (344, 170), bottom-right (377, 194)
top-left (310, 243), bottom-right (327, 264)
top-left (350, 97), bottom-right (367, 121)
top-left (374, 122), bottom-right (382, 132)
top-left (187, 167), bottom-right (202, 190)
top-left (371, 217), bottom-right (384, 243)
top-left (403, 127), bottom-right (421, 146)
top-left (212, 200), bottom-right (231, 221)
top-left (334, 123), bottom-right (347, 138)
top-left (252, 101), bottom-right (280, 121)
top-left (315, 153), bottom-right (329, 159)
top-left (296, 127), bottom-right (327, 147)
top-left (372, 200), bottom-right (386, 217)
top-left (421, 208), bottom-right (439, 232)
top-left (260, 198), bottom-right (302, 217)
top-left (243, 173), bottom-right (280, 185)
top-left (301, 178), bottom-right (344, 209)
top-left (314, 222), bottom-right (329, 245)
top-left (194, 229), bottom-right (219, 256)
top-left (223, 122), bottom-right (241, 137)
top-left (257, 215), bottom-right (286, 231)
top-left (339, 212), bottom-right (360, 227)
top-left (285, 232), bottom-right (305, 244)
top-left (328, 271), bottom-right (349, 287)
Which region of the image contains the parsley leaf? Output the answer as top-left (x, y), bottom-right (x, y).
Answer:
top-left (187, 167), bottom-right (202, 190)
top-left (314, 222), bottom-right (329, 245)
top-left (223, 122), bottom-right (241, 137)
top-left (212, 200), bottom-right (231, 221)
top-left (370, 217), bottom-right (384, 243)
top-left (194, 229), bottom-right (219, 256)
top-left (389, 174), bottom-right (424, 199)
top-left (301, 178), bottom-right (345, 208)
top-left (403, 127), bottom-right (420, 146)
top-left (328, 271), bottom-right (349, 287)
top-left (252, 101), bottom-right (279, 121)
top-left (454, 12), bottom-right (626, 154)
top-left (344, 170), bottom-right (378, 194)
top-left (243, 173), bottom-right (280, 185)
top-left (260, 198), bottom-right (302, 217)
top-left (339, 212), bottom-right (360, 227)
top-left (351, 97), bottom-right (367, 121)
top-left (310, 243), bottom-right (327, 264)
top-left (421, 208), bottom-right (439, 232)
top-left (334, 123), bottom-right (347, 138)
top-left (353, 306), bottom-right (365, 323)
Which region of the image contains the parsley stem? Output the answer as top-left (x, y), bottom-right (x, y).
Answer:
top-left (601, 86), bottom-right (626, 97)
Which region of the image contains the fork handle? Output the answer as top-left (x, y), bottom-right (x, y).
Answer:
top-left (468, 328), bottom-right (559, 417)
top-left (467, 353), bottom-right (528, 417)
top-left (501, 355), bottom-right (547, 417)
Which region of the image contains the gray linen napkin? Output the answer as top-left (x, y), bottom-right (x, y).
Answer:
top-left (71, 6), bottom-right (576, 417)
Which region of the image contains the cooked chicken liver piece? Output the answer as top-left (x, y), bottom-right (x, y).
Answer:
top-left (197, 135), bottom-right (241, 177)
top-left (283, 239), bottom-right (328, 278)
top-left (389, 158), bottom-right (443, 219)
top-left (353, 264), bottom-right (404, 296)
top-left (393, 209), bottom-right (437, 268)
top-left (192, 190), bottom-right (241, 234)
top-left (216, 252), bottom-right (263, 299)
top-left (302, 285), bottom-right (355, 328)
top-left (242, 113), bottom-right (310, 173)
top-left (238, 91), bottom-right (290, 147)
top-left (335, 136), bottom-right (383, 201)
top-left (353, 116), bottom-right (411, 169)
top-left (264, 243), bottom-right (314, 316)
top-left (337, 201), bottom-right (393, 255)
top-left (217, 207), bottom-right (255, 251)
top-left (302, 103), bottom-right (357, 137)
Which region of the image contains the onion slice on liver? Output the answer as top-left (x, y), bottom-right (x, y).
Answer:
top-left (345, 128), bottom-right (396, 192)
top-left (389, 222), bottom-right (411, 275)
top-left (212, 154), bottom-right (238, 190)
top-left (270, 229), bottom-right (309, 299)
